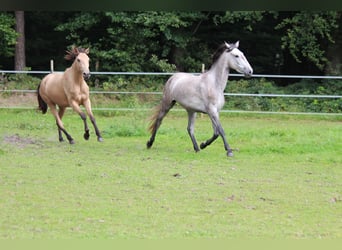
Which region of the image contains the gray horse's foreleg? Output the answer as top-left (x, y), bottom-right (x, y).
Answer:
top-left (200, 112), bottom-right (233, 157)
top-left (187, 111), bottom-right (200, 152)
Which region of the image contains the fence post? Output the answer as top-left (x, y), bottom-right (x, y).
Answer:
top-left (50, 59), bottom-right (54, 73)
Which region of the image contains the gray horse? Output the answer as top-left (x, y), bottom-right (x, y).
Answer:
top-left (147, 41), bottom-right (253, 157)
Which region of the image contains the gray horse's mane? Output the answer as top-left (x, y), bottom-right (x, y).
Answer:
top-left (211, 42), bottom-right (236, 67)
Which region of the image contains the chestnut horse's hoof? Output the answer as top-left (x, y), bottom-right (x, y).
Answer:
top-left (84, 132), bottom-right (90, 140)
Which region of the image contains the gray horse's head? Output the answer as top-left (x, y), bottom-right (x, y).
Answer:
top-left (225, 41), bottom-right (253, 77)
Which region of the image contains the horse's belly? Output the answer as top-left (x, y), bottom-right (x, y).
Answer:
top-left (46, 87), bottom-right (68, 106)
top-left (178, 97), bottom-right (206, 112)
top-left (41, 75), bottom-right (69, 106)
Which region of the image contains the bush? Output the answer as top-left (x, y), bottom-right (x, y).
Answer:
top-left (224, 78), bottom-right (341, 113)
top-left (1, 73), bottom-right (41, 90)
top-left (1, 72), bottom-right (340, 113)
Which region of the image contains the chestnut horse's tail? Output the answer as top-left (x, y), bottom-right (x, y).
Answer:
top-left (37, 83), bottom-right (47, 114)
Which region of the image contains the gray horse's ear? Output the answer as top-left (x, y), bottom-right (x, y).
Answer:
top-left (224, 41), bottom-right (230, 49)
top-left (85, 48), bottom-right (90, 54)
top-left (235, 41), bottom-right (240, 48)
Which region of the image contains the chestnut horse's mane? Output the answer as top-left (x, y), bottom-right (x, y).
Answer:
top-left (64, 47), bottom-right (89, 61)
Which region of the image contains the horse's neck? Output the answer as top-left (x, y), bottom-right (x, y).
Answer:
top-left (207, 56), bottom-right (229, 90)
top-left (67, 65), bottom-right (83, 85)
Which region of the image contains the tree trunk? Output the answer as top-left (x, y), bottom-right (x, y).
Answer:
top-left (325, 31), bottom-right (342, 75)
top-left (15, 11), bottom-right (26, 71)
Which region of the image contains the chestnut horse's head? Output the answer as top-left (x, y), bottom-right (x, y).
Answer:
top-left (65, 47), bottom-right (91, 80)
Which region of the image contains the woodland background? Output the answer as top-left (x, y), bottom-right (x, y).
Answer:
top-left (0, 11), bottom-right (341, 113)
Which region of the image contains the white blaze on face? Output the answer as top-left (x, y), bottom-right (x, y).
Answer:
top-left (230, 48), bottom-right (253, 76)
top-left (224, 41), bottom-right (253, 76)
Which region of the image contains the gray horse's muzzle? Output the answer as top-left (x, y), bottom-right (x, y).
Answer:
top-left (244, 68), bottom-right (253, 78)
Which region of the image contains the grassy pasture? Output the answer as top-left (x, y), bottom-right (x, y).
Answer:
top-left (0, 108), bottom-right (341, 239)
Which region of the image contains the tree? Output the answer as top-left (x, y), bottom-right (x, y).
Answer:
top-left (14, 11), bottom-right (26, 71)
top-left (0, 12), bottom-right (17, 66)
top-left (55, 11), bottom-right (208, 72)
top-left (275, 11), bottom-right (339, 71)
top-left (13, 11), bottom-right (341, 76)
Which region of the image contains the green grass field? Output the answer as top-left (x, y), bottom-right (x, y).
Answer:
top-left (0, 109), bottom-right (341, 239)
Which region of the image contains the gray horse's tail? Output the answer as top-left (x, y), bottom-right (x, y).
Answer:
top-left (146, 78), bottom-right (176, 149)
top-left (37, 83), bottom-right (47, 114)
top-left (148, 103), bottom-right (162, 134)
top-left (148, 80), bottom-right (175, 135)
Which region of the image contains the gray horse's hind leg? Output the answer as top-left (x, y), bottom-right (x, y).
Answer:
top-left (200, 111), bottom-right (233, 157)
top-left (187, 111), bottom-right (200, 152)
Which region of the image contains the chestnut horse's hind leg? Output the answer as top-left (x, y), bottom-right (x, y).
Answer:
top-left (57, 107), bottom-right (66, 142)
top-left (50, 105), bottom-right (75, 144)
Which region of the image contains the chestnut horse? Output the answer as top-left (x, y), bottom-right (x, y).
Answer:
top-left (37, 47), bottom-right (103, 144)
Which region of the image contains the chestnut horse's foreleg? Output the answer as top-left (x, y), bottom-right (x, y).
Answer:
top-left (84, 99), bottom-right (103, 142)
top-left (69, 100), bottom-right (90, 141)
top-left (50, 105), bottom-right (75, 144)
top-left (71, 100), bottom-right (103, 142)
top-left (83, 99), bottom-right (103, 142)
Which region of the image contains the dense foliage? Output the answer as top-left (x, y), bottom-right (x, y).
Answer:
top-left (0, 13), bottom-right (17, 58)
top-left (0, 11), bottom-right (341, 113)
top-left (0, 11), bottom-right (341, 76)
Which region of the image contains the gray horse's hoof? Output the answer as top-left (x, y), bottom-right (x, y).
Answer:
top-left (227, 151), bottom-right (234, 157)
top-left (98, 137), bottom-right (104, 142)
top-left (69, 139), bottom-right (75, 144)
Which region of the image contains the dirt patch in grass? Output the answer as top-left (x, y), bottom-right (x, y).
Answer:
top-left (3, 134), bottom-right (40, 148)
top-left (0, 93), bottom-right (37, 108)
